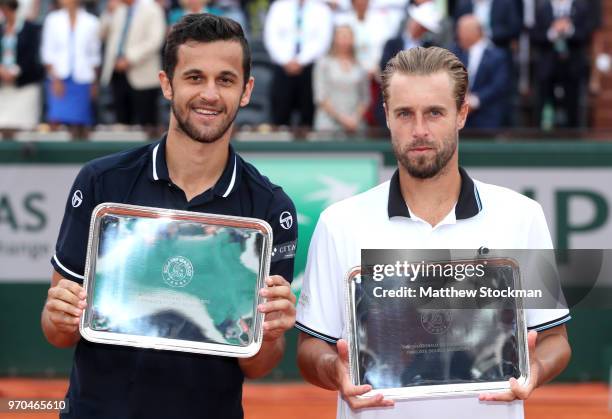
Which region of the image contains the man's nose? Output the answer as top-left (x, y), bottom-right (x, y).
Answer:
top-left (412, 114), bottom-right (429, 138)
top-left (199, 82), bottom-right (220, 103)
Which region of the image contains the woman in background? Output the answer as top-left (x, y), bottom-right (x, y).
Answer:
top-left (0, 0), bottom-right (44, 139)
top-left (41, 0), bottom-right (100, 139)
top-left (313, 24), bottom-right (369, 136)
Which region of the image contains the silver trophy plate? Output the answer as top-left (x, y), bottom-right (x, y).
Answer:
top-left (80, 203), bottom-right (272, 358)
top-left (346, 259), bottom-right (530, 399)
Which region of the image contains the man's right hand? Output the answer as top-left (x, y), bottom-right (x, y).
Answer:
top-left (332, 339), bottom-right (395, 410)
top-left (44, 278), bottom-right (87, 335)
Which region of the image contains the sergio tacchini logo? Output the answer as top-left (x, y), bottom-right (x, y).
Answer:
top-left (162, 256), bottom-right (194, 287)
top-left (71, 190), bottom-right (83, 208)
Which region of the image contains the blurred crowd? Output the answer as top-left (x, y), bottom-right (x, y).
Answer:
top-left (0, 0), bottom-right (608, 139)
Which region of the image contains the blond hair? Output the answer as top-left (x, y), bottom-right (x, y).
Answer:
top-left (381, 47), bottom-right (468, 110)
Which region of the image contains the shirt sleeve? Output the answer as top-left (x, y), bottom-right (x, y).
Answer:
top-left (297, 1), bottom-right (333, 66)
top-left (524, 201), bottom-right (571, 331)
top-left (40, 14), bottom-right (54, 67)
top-left (263, 1), bottom-right (293, 65)
top-left (51, 164), bottom-right (99, 284)
top-left (312, 58), bottom-right (327, 105)
top-left (295, 211), bottom-right (345, 343)
top-left (266, 188), bottom-right (298, 284)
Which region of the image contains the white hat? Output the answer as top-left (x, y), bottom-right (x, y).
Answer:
top-left (408, 1), bottom-right (442, 34)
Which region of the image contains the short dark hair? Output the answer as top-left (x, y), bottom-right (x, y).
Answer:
top-left (163, 13), bottom-right (251, 86)
top-left (0, 0), bottom-right (19, 11)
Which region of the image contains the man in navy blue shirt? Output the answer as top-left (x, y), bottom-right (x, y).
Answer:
top-left (41, 14), bottom-right (298, 419)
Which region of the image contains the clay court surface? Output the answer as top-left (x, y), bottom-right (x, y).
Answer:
top-left (0, 379), bottom-right (609, 418)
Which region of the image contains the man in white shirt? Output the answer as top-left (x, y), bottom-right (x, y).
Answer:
top-left (263, 0), bottom-right (333, 128)
top-left (296, 46), bottom-right (571, 419)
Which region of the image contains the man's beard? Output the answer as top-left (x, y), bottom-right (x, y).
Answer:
top-left (171, 100), bottom-right (238, 144)
top-left (393, 134), bottom-right (457, 179)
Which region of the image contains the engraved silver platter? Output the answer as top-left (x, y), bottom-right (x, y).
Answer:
top-left (80, 203), bottom-right (272, 357)
top-left (345, 258), bottom-right (529, 399)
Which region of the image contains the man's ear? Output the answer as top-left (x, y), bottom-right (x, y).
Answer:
top-left (240, 76), bottom-right (255, 107)
top-left (456, 99), bottom-right (469, 130)
top-left (159, 71), bottom-right (173, 100)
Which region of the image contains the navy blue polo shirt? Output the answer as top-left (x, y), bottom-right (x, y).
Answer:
top-left (51, 136), bottom-right (298, 419)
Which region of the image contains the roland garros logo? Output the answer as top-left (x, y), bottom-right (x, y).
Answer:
top-left (420, 310), bottom-right (452, 335)
top-left (162, 256), bottom-right (194, 287)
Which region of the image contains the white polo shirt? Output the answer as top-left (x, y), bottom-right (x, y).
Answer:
top-left (296, 167), bottom-right (571, 419)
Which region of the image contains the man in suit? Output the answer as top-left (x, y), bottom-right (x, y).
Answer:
top-left (100, 0), bottom-right (166, 134)
top-left (454, 0), bottom-right (521, 55)
top-left (455, 0), bottom-right (519, 126)
top-left (454, 14), bottom-right (509, 129)
top-left (530, 0), bottom-right (591, 128)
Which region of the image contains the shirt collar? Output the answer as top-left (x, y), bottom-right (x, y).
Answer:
top-left (387, 167), bottom-right (483, 220)
top-left (148, 136), bottom-right (241, 198)
top-left (469, 38), bottom-right (489, 56)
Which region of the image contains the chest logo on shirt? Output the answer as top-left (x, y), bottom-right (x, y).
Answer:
top-left (162, 256), bottom-right (194, 287)
top-left (71, 190), bottom-right (83, 208)
top-left (420, 310), bottom-right (452, 335)
top-left (279, 211), bottom-right (293, 230)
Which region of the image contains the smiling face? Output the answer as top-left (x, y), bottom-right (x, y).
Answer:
top-left (159, 40), bottom-right (253, 144)
top-left (384, 71), bottom-right (468, 179)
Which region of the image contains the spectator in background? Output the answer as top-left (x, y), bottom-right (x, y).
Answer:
top-left (336, 0), bottom-right (399, 76)
top-left (100, 0), bottom-right (166, 136)
top-left (313, 24), bottom-right (368, 134)
top-left (530, 0), bottom-right (591, 128)
top-left (454, 0), bottom-right (521, 60)
top-left (375, 0), bottom-right (440, 126)
top-left (588, 0), bottom-right (606, 96)
top-left (0, 0), bottom-right (44, 138)
top-left (454, 14), bottom-right (509, 128)
top-left (168, 0), bottom-right (224, 25)
top-left (263, 0), bottom-right (333, 129)
top-left (409, 0), bottom-right (454, 47)
top-left (214, 0), bottom-right (248, 32)
top-left (41, 0), bottom-right (100, 139)
top-left (380, 1), bottom-right (441, 67)
top-left (14, 0), bottom-right (38, 22)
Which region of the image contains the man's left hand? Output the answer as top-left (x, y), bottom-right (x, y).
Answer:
top-left (479, 330), bottom-right (540, 402)
top-left (257, 275), bottom-right (296, 341)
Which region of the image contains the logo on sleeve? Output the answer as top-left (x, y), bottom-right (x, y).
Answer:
top-left (72, 190), bottom-right (83, 208)
top-left (271, 240), bottom-right (297, 262)
top-left (279, 211), bottom-right (293, 230)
